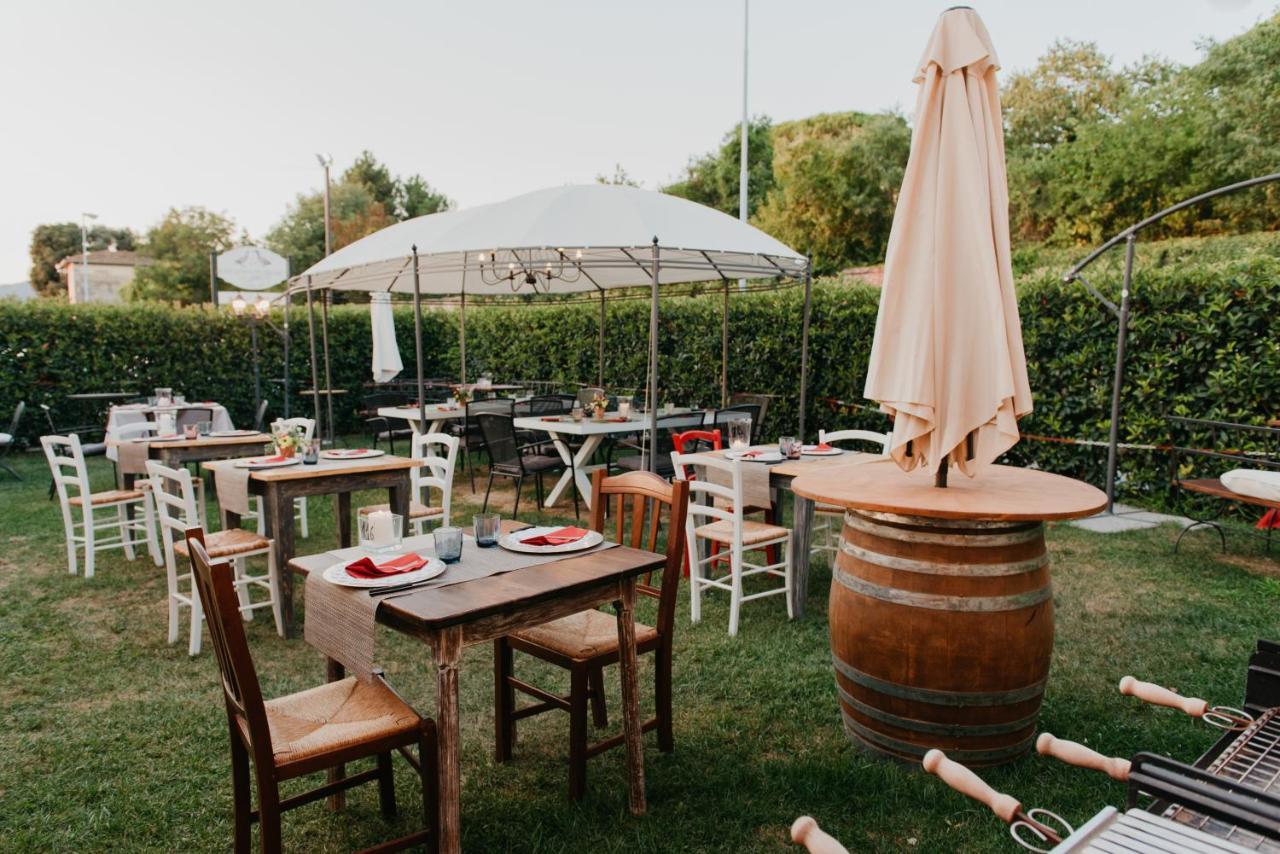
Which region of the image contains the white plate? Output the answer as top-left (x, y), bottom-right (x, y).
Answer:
top-left (498, 526), bottom-right (604, 555)
top-left (320, 448), bottom-right (386, 460)
top-left (210, 429), bottom-right (259, 438)
top-left (321, 554), bottom-right (447, 588)
top-left (724, 449), bottom-right (784, 463)
top-left (801, 446), bottom-right (845, 456)
top-left (148, 434), bottom-right (184, 442)
top-left (234, 456), bottom-right (302, 469)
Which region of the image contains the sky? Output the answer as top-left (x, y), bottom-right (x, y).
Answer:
top-left (0, 0), bottom-right (1271, 283)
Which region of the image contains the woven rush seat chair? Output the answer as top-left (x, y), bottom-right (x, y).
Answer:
top-left (494, 469), bottom-right (689, 800)
top-left (183, 527), bottom-right (437, 853)
top-left (359, 431), bottom-right (457, 535)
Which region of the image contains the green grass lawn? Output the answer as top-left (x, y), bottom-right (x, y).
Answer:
top-left (1, 444), bottom-right (1277, 852)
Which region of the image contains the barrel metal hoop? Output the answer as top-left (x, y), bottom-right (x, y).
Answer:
top-left (832, 654), bottom-right (1048, 707)
top-left (839, 539), bottom-right (1048, 577)
top-left (844, 511), bottom-right (1044, 547)
top-left (833, 566), bottom-right (1053, 611)
top-left (836, 684), bottom-right (1041, 737)
top-left (855, 509), bottom-right (1043, 533)
top-left (841, 711), bottom-right (1035, 763)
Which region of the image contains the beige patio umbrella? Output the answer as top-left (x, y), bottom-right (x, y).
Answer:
top-left (863, 5), bottom-right (1031, 484)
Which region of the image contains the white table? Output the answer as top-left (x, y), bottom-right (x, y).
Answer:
top-left (514, 409), bottom-right (710, 508)
top-left (376, 404), bottom-right (466, 434)
top-left (105, 402), bottom-right (234, 461)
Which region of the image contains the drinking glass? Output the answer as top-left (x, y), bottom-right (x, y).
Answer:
top-left (571, 405), bottom-right (585, 422)
top-left (359, 511), bottom-right (403, 554)
top-left (174, 394), bottom-right (186, 405)
top-left (155, 387), bottom-right (173, 406)
top-left (302, 438), bottom-right (320, 465)
top-left (433, 526), bottom-right (464, 563)
top-left (473, 513), bottom-right (501, 548)
top-left (779, 435), bottom-right (800, 459)
top-left (196, 420), bottom-right (213, 437)
top-left (727, 415), bottom-right (752, 450)
top-left (183, 423), bottom-right (199, 440)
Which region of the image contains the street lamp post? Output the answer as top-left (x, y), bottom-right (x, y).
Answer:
top-left (80, 212), bottom-right (97, 303)
top-left (316, 153), bottom-right (333, 258)
top-left (231, 294), bottom-right (277, 421)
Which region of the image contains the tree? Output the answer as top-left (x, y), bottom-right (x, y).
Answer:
top-left (595, 164), bottom-right (641, 187)
top-left (664, 116), bottom-right (775, 217)
top-left (28, 222), bottom-right (134, 297)
top-left (1002, 40), bottom-right (1128, 151)
top-left (398, 173), bottom-right (451, 219)
top-left (129, 207), bottom-right (237, 303)
top-left (754, 111), bottom-right (911, 274)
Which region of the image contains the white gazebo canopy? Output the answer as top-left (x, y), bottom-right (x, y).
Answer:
top-left (290, 183), bottom-right (806, 293)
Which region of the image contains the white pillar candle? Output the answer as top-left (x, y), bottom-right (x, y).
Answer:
top-left (369, 509), bottom-right (396, 545)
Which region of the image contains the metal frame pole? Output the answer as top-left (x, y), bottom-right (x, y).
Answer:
top-left (250, 321), bottom-right (261, 419)
top-left (209, 250), bottom-right (218, 305)
top-left (598, 289), bottom-right (606, 388)
top-left (320, 291), bottom-right (335, 446)
top-left (305, 277), bottom-right (322, 435)
top-left (283, 287), bottom-right (291, 418)
top-left (647, 238), bottom-right (660, 474)
top-left (412, 246), bottom-right (427, 426)
top-left (459, 286), bottom-right (467, 384)
top-left (798, 262), bottom-right (812, 441)
top-left (1104, 234), bottom-right (1137, 513)
top-left (721, 279), bottom-right (730, 407)
top-left (737, 0), bottom-right (749, 295)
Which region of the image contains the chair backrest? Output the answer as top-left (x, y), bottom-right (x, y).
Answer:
top-left (476, 413), bottom-right (522, 472)
top-left (588, 469), bottom-right (689, 640)
top-left (529, 395), bottom-right (570, 416)
top-left (671, 452), bottom-right (741, 533)
top-left (273, 417), bottom-right (315, 441)
top-left (183, 528), bottom-right (272, 762)
top-left (730, 392), bottom-right (772, 431)
top-left (819, 428), bottom-right (891, 455)
top-left (39, 403), bottom-right (57, 434)
top-left (6, 400), bottom-right (25, 440)
top-left (41, 433), bottom-right (90, 509)
top-left (145, 461), bottom-right (200, 557)
top-left (465, 397), bottom-right (513, 436)
top-left (672, 429), bottom-right (722, 455)
top-left (712, 403), bottom-right (764, 443)
top-left (576, 387), bottom-right (605, 407)
top-left (113, 420), bottom-right (157, 441)
top-left (413, 431), bottom-right (459, 524)
top-left (176, 407), bottom-right (214, 430)
top-left (252, 399), bottom-right (269, 432)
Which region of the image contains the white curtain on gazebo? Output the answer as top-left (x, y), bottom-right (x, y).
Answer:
top-left (370, 292), bottom-right (403, 383)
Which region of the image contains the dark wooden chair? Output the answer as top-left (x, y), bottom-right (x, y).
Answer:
top-left (476, 412), bottom-right (578, 519)
top-left (182, 527), bottom-right (438, 853)
top-left (493, 469), bottom-right (689, 800)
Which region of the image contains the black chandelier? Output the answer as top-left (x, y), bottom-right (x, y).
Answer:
top-left (475, 248), bottom-right (585, 293)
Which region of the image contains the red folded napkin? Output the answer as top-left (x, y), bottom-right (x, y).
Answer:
top-left (541, 416), bottom-right (563, 422)
top-left (254, 454), bottom-right (289, 464)
top-left (810, 443), bottom-right (834, 451)
top-left (603, 417), bottom-right (628, 423)
top-left (331, 448), bottom-right (368, 456)
top-left (345, 552), bottom-right (428, 579)
top-left (519, 526), bottom-right (589, 547)
top-left (738, 450), bottom-right (762, 459)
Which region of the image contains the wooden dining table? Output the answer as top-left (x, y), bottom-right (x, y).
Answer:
top-left (288, 520), bottom-right (663, 854)
top-left (204, 454), bottom-right (422, 635)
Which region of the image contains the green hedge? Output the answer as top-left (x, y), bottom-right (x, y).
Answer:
top-left (2, 255), bottom-right (1277, 506)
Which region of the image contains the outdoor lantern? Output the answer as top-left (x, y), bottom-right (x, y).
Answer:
top-left (254, 296), bottom-right (271, 318)
top-left (230, 294), bottom-right (247, 315)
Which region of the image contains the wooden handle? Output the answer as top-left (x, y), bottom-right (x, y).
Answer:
top-left (922, 749), bottom-right (1021, 823)
top-left (790, 816), bottom-right (849, 854)
top-left (1036, 732), bottom-right (1131, 781)
top-left (1119, 676), bottom-right (1209, 717)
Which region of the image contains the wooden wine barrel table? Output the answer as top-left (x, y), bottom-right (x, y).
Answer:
top-left (792, 461), bottom-right (1105, 766)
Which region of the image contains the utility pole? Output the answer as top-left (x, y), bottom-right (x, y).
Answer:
top-left (316, 153), bottom-right (334, 257)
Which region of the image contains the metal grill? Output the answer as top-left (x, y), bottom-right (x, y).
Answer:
top-left (1059, 807), bottom-right (1258, 853)
top-left (1165, 709), bottom-right (1280, 851)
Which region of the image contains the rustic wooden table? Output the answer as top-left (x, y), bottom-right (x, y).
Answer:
top-left (289, 520), bottom-right (663, 854)
top-left (205, 454), bottom-right (421, 636)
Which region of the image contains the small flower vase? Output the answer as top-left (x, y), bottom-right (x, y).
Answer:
top-left (592, 403), bottom-right (607, 420)
top-left (276, 443), bottom-right (296, 458)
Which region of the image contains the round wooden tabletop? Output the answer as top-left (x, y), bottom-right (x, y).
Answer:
top-left (791, 459), bottom-right (1107, 522)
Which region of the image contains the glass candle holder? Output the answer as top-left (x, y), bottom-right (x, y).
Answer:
top-left (571, 405), bottom-right (585, 423)
top-left (183, 423), bottom-right (199, 440)
top-left (359, 511), bottom-right (403, 554)
top-left (779, 435), bottom-right (800, 459)
top-left (727, 415), bottom-right (752, 450)
top-left (473, 514), bottom-right (500, 548)
top-left (433, 526), bottom-right (463, 563)
top-left (617, 396), bottom-right (632, 418)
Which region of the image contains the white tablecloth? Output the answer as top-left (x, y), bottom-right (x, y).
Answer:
top-left (105, 403), bottom-right (234, 461)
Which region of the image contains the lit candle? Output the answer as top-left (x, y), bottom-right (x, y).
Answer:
top-left (369, 509), bottom-right (396, 545)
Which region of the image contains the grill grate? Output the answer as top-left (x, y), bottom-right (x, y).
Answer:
top-left (1165, 708), bottom-right (1280, 851)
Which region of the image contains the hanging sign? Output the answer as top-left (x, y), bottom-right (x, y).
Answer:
top-left (217, 246), bottom-right (290, 290)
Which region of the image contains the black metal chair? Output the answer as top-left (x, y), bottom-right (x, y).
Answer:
top-left (175, 407), bottom-right (214, 431)
top-left (41, 403), bottom-right (106, 499)
top-left (0, 401), bottom-right (25, 480)
top-left (360, 391), bottom-right (411, 455)
top-left (452, 398), bottom-right (515, 492)
top-left (730, 392), bottom-right (772, 436)
top-left (710, 402), bottom-right (765, 444)
top-left (612, 414), bottom-right (687, 478)
top-left (476, 412), bottom-right (578, 519)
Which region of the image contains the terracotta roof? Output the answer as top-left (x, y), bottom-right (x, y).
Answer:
top-left (56, 250), bottom-right (154, 270)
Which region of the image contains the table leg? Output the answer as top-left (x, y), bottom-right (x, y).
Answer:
top-left (544, 434), bottom-right (603, 509)
top-left (614, 578), bottom-right (646, 815)
top-left (325, 658), bottom-right (347, 811)
top-left (335, 491), bottom-right (352, 548)
top-left (435, 626), bottom-right (463, 854)
top-left (790, 493), bottom-right (815, 618)
top-left (388, 476), bottom-right (411, 537)
top-left (541, 433), bottom-right (577, 508)
top-left (267, 487), bottom-right (298, 637)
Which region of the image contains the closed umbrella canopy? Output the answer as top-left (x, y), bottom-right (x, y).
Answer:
top-left (369, 292), bottom-right (403, 383)
top-left (863, 6), bottom-right (1032, 479)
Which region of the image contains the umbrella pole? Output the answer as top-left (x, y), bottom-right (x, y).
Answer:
top-left (798, 262), bottom-right (812, 441)
top-left (459, 285), bottom-right (467, 385)
top-left (598, 289), bottom-right (606, 388)
top-left (320, 290), bottom-right (335, 446)
top-left (721, 279), bottom-right (729, 408)
top-left (412, 246), bottom-right (426, 427)
top-left (648, 238), bottom-right (660, 474)
top-left (305, 276), bottom-right (322, 437)
top-left (935, 463), bottom-right (948, 488)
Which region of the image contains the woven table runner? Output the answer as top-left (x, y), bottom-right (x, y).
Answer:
top-left (304, 533), bottom-right (618, 679)
top-left (213, 466), bottom-right (252, 515)
top-left (687, 448), bottom-right (775, 510)
top-left (116, 440), bottom-right (151, 476)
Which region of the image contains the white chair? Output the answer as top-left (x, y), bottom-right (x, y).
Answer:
top-left (146, 460), bottom-right (282, 656)
top-left (358, 431), bottom-right (458, 535)
top-left (672, 451), bottom-right (793, 636)
top-left (107, 419), bottom-right (170, 566)
top-left (42, 433), bottom-right (159, 578)
top-left (244, 417), bottom-right (313, 538)
top-left (811, 429), bottom-right (891, 558)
